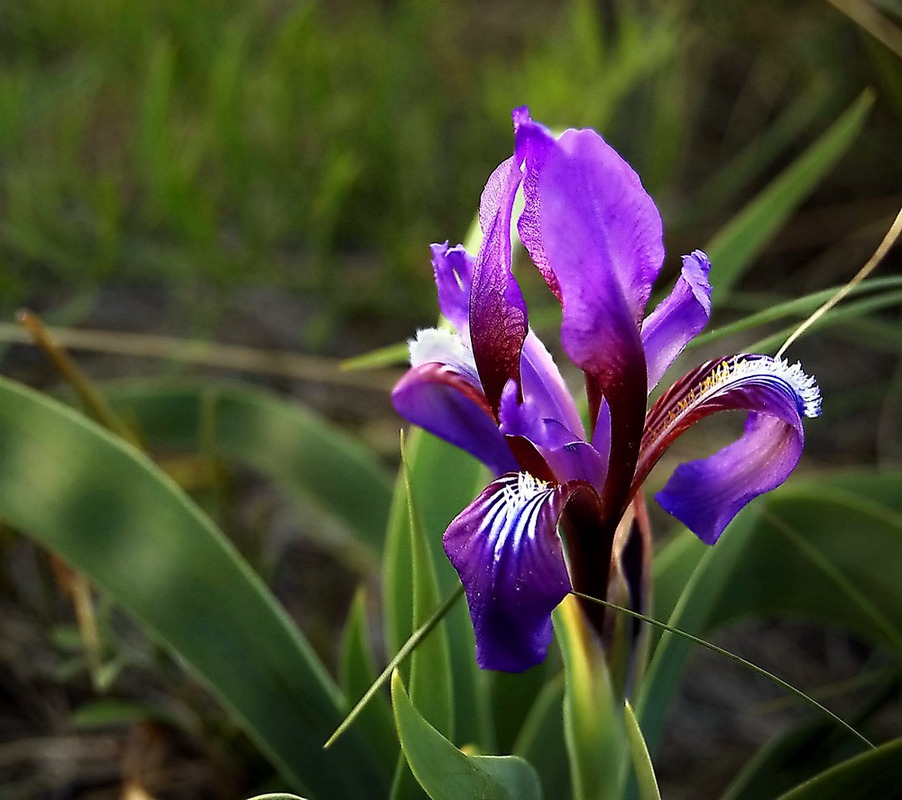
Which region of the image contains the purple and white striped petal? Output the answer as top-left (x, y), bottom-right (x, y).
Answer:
top-left (444, 472), bottom-right (582, 672)
top-left (637, 354), bottom-right (822, 544)
top-left (641, 251), bottom-right (712, 390)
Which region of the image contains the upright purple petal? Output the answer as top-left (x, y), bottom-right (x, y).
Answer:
top-left (431, 242), bottom-right (475, 334)
top-left (641, 251), bottom-right (712, 390)
top-left (392, 361), bottom-right (519, 477)
top-left (527, 125), bottom-right (662, 519)
top-left (513, 108), bottom-right (561, 301)
top-left (519, 120), bottom-right (665, 334)
top-left (444, 473), bottom-right (585, 671)
top-left (637, 354), bottom-right (822, 544)
top-left (469, 156), bottom-right (528, 414)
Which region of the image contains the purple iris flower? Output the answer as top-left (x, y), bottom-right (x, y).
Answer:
top-left (392, 108), bottom-right (821, 673)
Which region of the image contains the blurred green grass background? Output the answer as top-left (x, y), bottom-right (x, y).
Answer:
top-left (0, 0), bottom-right (898, 351)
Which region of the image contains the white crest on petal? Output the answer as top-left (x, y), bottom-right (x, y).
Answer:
top-left (409, 327), bottom-right (479, 383)
top-left (723, 356), bottom-right (822, 419)
top-left (479, 472), bottom-right (556, 563)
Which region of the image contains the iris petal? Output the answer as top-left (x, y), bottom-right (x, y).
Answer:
top-left (526, 125), bottom-right (660, 520)
top-left (513, 108), bottom-right (562, 301)
top-left (638, 354), bottom-right (822, 544)
top-left (498, 380), bottom-right (606, 491)
top-left (656, 412), bottom-right (803, 544)
top-left (392, 361), bottom-right (519, 477)
top-left (641, 251), bottom-right (712, 390)
top-left (469, 156), bottom-right (528, 414)
top-left (444, 473), bottom-right (579, 672)
top-left (520, 331), bottom-right (586, 441)
top-left (431, 242), bottom-right (475, 334)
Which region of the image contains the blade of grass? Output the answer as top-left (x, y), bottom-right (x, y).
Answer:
top-left (573, 592), bottom-right (874, 750)
top-left (324, 585), bottom-right (464, 750)
top-left (747, 289), bottom-right (902, 352)
top-left (688, 276), bottom-right (902, 349)
top-left (704, 90), bottom-right (874, 294)
top-left (776, 204), bottom-right (902, 357)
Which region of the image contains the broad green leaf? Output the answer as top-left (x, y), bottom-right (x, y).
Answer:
top-left (324, 586), bottom-right (463, 754)
top-left (383, 462), bottom-right (415, 673)
top-left (511, 673), bottom-right (572, 800)
top-left (704, 90), bottom-right (874, 294)
top-left (0, 377), bottom-right (387, 798)
top-left (391, 671), bottom-right (542, 800)
top-left (776, 738), bottom-right (902, 800)
top-left (555, 595), bottom-right (628, 800)
top-left (639, 471), bottom-right (902, 757)
top-left (339, 589), bottom-right (397, 768)
top-left (488, 661), bottom-right (551, 754)
top-left (649, 529), bottom-right (706, 639)
top-left (104, 379), bottom-right (393, 565)
top-left (624, 701), bottom-right (660, 800)
top-left (382, 428), bottom-right (491, 749)
top-left (710, 486), bottom-right (902, 646)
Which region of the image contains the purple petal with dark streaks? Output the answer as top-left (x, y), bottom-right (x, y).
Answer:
top-left (656, 411), bottom-right (804, 544)
top-left (639, 354), bottom-right (821, 544)
top-left (469, 156), bottom-right (528, 414)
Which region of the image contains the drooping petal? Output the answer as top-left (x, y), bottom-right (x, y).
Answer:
top-left (641, 251), bottom-right (712, 390)
top-left (524, 123), bottom-right (662, 518)
top-left (431, 242), bottom-right (475, 334)
top-left (637, 354), bottom-right (822, 544)
top-left (469, 156), bottom-right (528, 414)
top-left (444, 472), bottom-right (585, 672)
top-left (656, 412), bottom-right (803, 544)
top-left (392, 360), bottom-right (519, 477)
